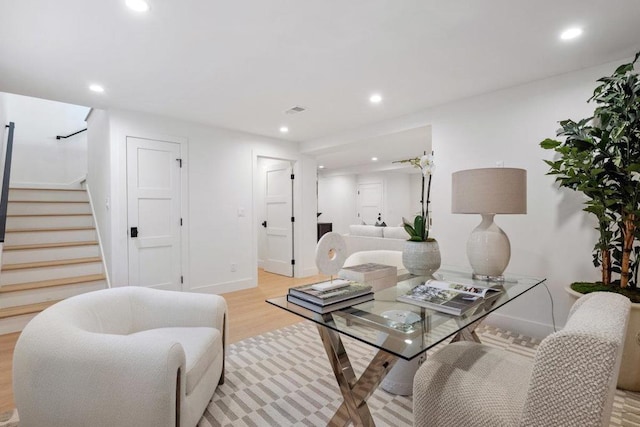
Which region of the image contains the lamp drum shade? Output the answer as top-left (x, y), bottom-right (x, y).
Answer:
top-left (451, 168), bottom-right (527, 214)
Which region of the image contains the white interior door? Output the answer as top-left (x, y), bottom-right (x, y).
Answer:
top-left (263, 160), bottom-right (293, 277)
top-left (357, 182), bottom-right (383, 225)
top-left (127, 137), bottom-right (182, 290)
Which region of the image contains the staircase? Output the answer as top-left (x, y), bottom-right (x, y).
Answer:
top-left (0, 187), bottom-right (108, 334)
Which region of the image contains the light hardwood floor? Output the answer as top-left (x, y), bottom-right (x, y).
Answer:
top-left (0, 269), bottom-right (327, 413)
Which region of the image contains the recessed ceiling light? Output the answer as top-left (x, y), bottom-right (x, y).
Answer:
top-left (369, 94), bottom-right (383, 104)
top-left (89, 84), bottom-right (105, 93)
top-left (126, 0), bottom-right (149, 12)
top-left (318, 165), bottom-right (325, 169)
top-left (371, 157), bottom-right (378, 162)
top-left (279, 126), bottom-right (289, 133)
top-left (560, 27), bottom-right (583, 41)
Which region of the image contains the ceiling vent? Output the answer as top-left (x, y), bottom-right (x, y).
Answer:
top-left (285, 105), bottom-right (307, 115)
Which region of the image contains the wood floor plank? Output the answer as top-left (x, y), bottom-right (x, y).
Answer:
top-left (6, 213), bottom-right (92, 217)
top-left (0, 300), bottom-right (61, 320)
top-left (5, 226), bottom-right (94, 233)
top-left (2, 257), bottom-right (102, 271)
top-left (7, 200), bottom-right (89, 204)
top-left (0, 274), bottom-right (106, 293)
top-left (9, 188), bottom-right (86, 192)
top-left (3, 241), bottom-right (99, 251)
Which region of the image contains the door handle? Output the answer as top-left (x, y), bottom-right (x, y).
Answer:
top-left (131, 227), bottom-right (138, 238)
top-left (261, 221), bottom-right (267, 228)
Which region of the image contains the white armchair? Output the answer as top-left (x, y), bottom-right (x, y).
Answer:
top-left (13, 287), bottom-right (227, 427)
top-left (413, 292), bottom-right (630, 427)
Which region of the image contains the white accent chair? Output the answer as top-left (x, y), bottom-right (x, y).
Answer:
top-left (13, 287), bottom-right (227, 427)
top-left (413, 292), bottom-right (630, 427)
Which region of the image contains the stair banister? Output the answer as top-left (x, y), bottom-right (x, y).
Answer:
top-left (0, 122), bottom-right (15, 243)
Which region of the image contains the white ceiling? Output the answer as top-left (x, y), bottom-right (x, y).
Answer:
top-left (1, 0), bottom-right (639, 143)
top-left (316, 125), bottom-right (431, 176)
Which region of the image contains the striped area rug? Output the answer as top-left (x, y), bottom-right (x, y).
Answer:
top-left (199, 321), bottom-right (640, 427)
top-left (2, 322), bottom-right (640, 426)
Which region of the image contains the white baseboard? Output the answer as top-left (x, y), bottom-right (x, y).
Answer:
top-left (298, 266), bottom-right (319, 278)
top-left (257, 259), bottom-right (265, 269)
top-left (189, 277), bottom-right (255, 295)
top-left (484, 312), bottom-right (556, 340)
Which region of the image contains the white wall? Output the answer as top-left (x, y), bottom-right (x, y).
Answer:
top-left (318, 171), bottom-right (416, 234)
top-left (304, 59), bottom-right (628, 339)
top-left (358, 172), bottom-right (413, 227)
top-left (3, 93), bottom-right (89, 186)
top-left (92, 109), bottom-right (317, 294)
top-left (318, 174), bottom-right (357, 234)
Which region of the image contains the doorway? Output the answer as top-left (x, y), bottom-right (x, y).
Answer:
top-left (126, 137), bottom-right (183, 290)
top-left (257, 157), bottom-right (294, 277)
top-left (357, 182), bottom-right (383, 225)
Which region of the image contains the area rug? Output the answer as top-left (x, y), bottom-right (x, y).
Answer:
top-left (3, 322), bottom-right (640, 426)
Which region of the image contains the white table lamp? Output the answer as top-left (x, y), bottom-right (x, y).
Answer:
top-left (451, 168), bottom-right (527, 281)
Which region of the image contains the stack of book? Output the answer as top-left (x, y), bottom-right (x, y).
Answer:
top-left (338, 263), bottom-right (397, 291)
top-left (287, 279), bottom-right (373, 313)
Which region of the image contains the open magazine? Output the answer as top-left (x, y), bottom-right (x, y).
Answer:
top-left (397, 279), bottom-right (502, 316)
top-left (424, 279), bottom-right (501, 298)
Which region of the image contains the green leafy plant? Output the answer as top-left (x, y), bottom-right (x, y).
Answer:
top-left (541, 52), bottom-right (640, 290)
top-left (393, 153), bottom-right (435, 242)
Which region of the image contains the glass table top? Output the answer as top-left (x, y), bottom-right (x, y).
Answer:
top-left (266, 265), bottom-right (546, 361)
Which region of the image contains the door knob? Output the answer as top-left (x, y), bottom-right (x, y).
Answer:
top-left (261, 221), bottom-right (267, 228)
top-left (131, 227), bottom-right (138, 238)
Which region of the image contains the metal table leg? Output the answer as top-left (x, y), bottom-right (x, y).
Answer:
top-left (450, 319), bottom-right (483, 343)
top-left (317, 325), bottom-right (398, 427)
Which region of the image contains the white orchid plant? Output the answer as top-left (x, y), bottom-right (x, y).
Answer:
top-left (393, 152), bottom-right (435, 242)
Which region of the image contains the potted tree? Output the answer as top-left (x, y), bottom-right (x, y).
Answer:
top-left (540, 52), bottom-right (640, 390)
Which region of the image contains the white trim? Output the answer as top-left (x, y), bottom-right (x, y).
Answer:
top-left (85, 183), bottom-right (112, 288)
top-left (300, 266), bottom-right (319, 277)
top-left (189, 276), bottom-right (253, 295)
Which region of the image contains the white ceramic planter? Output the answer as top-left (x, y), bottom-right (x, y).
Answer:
top-left (402, 240), bottom-right (441, 277)
top-left (565, 286), bottom-right (640, 391)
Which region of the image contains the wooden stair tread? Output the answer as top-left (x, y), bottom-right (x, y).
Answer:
top-left (0, 274), bottom-right (106, 293)
top-left (2, 256), bottom-right (102, 271)
top-left (7, 213), bottom-right (92, 217)
top-left (6, 226), bottom-right (94, 233)
top-left (3, 241), bottom-right (99, 251)
top-left (0, 300), bottom-right (61, 319)
top-left (7, 200), bottom-right (89, 204)
top-left (9, 187), bottom-right (85, 191)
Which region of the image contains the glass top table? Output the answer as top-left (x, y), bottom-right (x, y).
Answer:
top-left (267, 265), bottom-right (546, 360)
top-left (267, 265), bottom-right (545, 426)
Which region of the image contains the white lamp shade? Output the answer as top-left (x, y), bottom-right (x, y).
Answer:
top-left (451, 168), bottom-right (527, 214)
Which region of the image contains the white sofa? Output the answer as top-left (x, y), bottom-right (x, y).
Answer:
top-left (13, 287), bottom-right (227, 427)
top-left (342, 224), bottom-right (409, 255)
